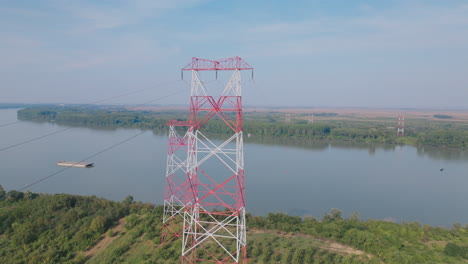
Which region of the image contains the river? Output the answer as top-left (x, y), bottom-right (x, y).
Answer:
top-left (1, 108), bottom-right (467, 226)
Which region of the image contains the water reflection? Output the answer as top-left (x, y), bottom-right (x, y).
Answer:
top-left (16, 109), bottom-right (468, 162)
top-left (246, 135), bottom-right (402, 158)
top-left (245, 136), bottom-right (329, 151)
top-left (248, 135), bottom-right (468, 162)
top-left (417, 146), bottom-right (468, 161)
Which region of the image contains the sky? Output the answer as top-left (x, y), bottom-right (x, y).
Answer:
top-left (1, 0), bottom-right (467, 108)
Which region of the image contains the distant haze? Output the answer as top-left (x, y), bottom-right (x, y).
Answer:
top-left (1, 0), bottom-right (467, 108)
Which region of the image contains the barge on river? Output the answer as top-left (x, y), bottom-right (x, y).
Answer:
top-left (56, 161), bottom-right (94, 168)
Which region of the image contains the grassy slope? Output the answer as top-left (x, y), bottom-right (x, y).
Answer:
top-left (85, 214), bottom-right (374, 264)
top-left (1, 193), bottom-right (468, 264)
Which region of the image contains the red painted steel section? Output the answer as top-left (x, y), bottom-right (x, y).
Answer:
top-left (182, 56), bottom-right (253, 71)
top-left (185, 81), bottom-right (246, 263)
top-left (397, 115), bottom-right (405, 137)
top-left (188, 96), bottom-right (242, 132)
top-left (166, 120), bottom-right (191, 126)
top-left (164, 57), bottom-right (250, 264)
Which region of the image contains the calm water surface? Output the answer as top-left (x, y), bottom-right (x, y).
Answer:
top-left (1, 108), bottom-right (467, 226)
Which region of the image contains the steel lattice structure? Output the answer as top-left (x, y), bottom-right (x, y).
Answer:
top-left (162, 124), bottom-right (189, 244)
top-left (162, 57), bottom-right (252, 263)
top-left (397, 115), bottom-right (405, 137)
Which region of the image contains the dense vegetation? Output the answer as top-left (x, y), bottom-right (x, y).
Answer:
top-left (2, 185), bottom-right (468, 263)
top-left (434, 114), bottom-right (453, 119)
top-left (17, 107), bottom-right (468, 148)
top-left (417, 130), bottom-right (468, 148)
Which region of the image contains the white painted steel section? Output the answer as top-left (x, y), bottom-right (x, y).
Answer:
top-left (163, 126), bottom-right (189, 224)
top-left (180, 69), bottom-right (246, 263)
top-left (191, 71), bottom-right (208, 96)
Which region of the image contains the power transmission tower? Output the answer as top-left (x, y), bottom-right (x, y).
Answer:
top-left (162, 57), bottom-right (252, 264)
top-left (397, 114), bottom-right (405, 136)
top-left (285, 113), bottom-right (291, 124)
top-left (308, 113), bottom-right (314, 124)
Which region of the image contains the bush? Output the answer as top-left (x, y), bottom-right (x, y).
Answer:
top-left (0, 184), bottom-right (5, 200)
top-left (444, 243), bottom-right (468, 259)
top-left (6, 190), bottom-right (24, 201)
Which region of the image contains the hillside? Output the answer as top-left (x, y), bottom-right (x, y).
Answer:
top-left (1, 188), bottom-right (468, 263)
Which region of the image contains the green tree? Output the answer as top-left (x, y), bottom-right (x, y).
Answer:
top-left (12, 222), bottom-right (37, 245)
top-left (349, 211), bottom-right (360, 221)
top-left (293, 248), bottom-right (307, 263)
top-left (23, 190), bottom-right (37, 200)
top-left (322, 208), bottom-right (343, 223)
top-left (444, 243), bottom-right (462, 257)
top-left (90, 215), bottom-right (108, 233)
top-left (0, 184), bottom-right (5, 200)
top-left (123, 195), bottom-right (134, 205)
top-left (443, 242), bottom-right (468, 259)
top-left (6, 190), bottom-right (24, 201)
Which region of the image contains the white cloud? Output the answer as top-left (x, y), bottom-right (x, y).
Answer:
top-left (0, 0), bottom-right (194, 71)
top-left (0, 35), bottom-right (55, 69)
top-left (242, 2), bottom-right (468, 57)
top-left (250, 20), bottom-right (337, 35)
top-left (0, 7), bottom-right (47, 17)
top-left (60, 56), bottom-right (110, 70)
top-left (72, 8), bottom-right (130, 30)
top-left (52, 0), bottom-right (208, 32)
top-left (57, 34), bottom-right (179, 71)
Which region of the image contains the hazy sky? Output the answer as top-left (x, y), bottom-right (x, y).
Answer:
top-left (1, 0), bottom-right (467, 108)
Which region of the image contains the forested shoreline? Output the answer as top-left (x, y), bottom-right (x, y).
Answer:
top-left (1, 186), bottom-right (468, 263)
top-left (17, 107), bottom-right (468, 148)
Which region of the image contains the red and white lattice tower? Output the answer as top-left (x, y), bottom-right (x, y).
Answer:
top-left (162, 57), bottom-right (252, 264)
top-left (308, 113), bottom-right (314, 124)
top-left (162, 121), bottom-right (189, 244)
top-left (397, 115), bottom-right (405, 137)
top-left (285, 113), bottom-right (291, 124)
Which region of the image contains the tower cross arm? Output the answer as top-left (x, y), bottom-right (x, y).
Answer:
top-left (181, 57), bottom-right (253, 71)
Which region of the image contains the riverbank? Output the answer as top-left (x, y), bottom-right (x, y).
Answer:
top-left (1, 190), bottom-right (468, 263)
top-left (16, 106), bottom-right (468, 149)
